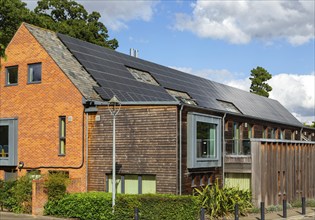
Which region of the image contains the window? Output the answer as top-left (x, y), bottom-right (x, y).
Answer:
top-left (187, 113), bottom-right (221, 168)
top-left (28, 63), bottom-right (42, 83)
top-left (0, 125), bottom-right (9, 158)
top-left (166, 89), bottom-right (197, 105)
top-left (106, 174), bottom-right (156, 194)
top-left (59, 116), bottom-right (66, 155)
top-left (196, 122), bottom-right (216, 158)
top-left (127, 67), bottom-right (159, 86)
top-left (217, 100), bottom-right (242, 114)
top-left (5, 66), bottom-right (18, 85)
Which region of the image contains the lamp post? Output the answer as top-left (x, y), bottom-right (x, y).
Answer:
top-left (108, 95), bottom-right (121, 210)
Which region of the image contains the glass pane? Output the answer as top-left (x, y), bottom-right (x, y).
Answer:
top-left (197, 122), bottom-right (216, 158)
top-left (107, 175), bottom-right (122, 194)
top-left (142, 176), bottom-right (156, 194)
top-left (29, 63), bottom-right (41, 82)
top-left (60, 140), bottom-right (65, 155)
top-left (125, 175), bottom-right (138, 194)
top-left (6, 67), bottom-right (18, 85)
top-left (0, 126), bottom-right (9, 157)
top-left (61, 119), bottom-right (65, 137)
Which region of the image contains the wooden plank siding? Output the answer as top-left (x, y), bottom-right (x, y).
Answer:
top-left (251, 139), bottom-right (315, 206)
top-left (181, 107), bottom-right (223, 194)
top-left (87, 106), bottom-right (178, 194)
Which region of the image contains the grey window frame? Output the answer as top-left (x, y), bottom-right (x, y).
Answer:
top-left (187, 112), bottom-right (222, 168)
top-left (0, 119), bottom-right (18, 166)
top-left (5, 66), bottom-right (18, 86)
top-left (28, 63), bottom-right (42, 84)
top-left (59, 116), bottom-right (66, 155)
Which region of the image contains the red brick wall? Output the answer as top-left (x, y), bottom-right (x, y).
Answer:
top-left (0, 24), bottom-right (86, 191)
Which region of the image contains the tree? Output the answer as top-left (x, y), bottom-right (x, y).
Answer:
top-left (0, 0), bottom-right (118, 59)
top-left (34, 0), bottom-right (118, 49)
top-left (249, 66), bottom-right (272, 98)
top-left (0, 0), bottom-right (36, 51)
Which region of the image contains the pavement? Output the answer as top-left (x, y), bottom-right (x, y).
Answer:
top-left (0, 212), bottom-right (74, 220)
top-left (1, 208), bottom-right (314, 220)
top-left (240, 207), bottom-right (315, 220)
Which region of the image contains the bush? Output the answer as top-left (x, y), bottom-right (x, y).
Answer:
top-left (44, 172), bottom-right (70, 201)
top-left (44, 192), bottom-right (200, 220)
top-left (0, 175), bottom-right (33, 213)
top-left (0, 179), bottom-right (17, 211)
top-left (194, 179), bottom-right (252, 218)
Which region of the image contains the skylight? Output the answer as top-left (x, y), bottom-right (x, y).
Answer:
top-left (217, 100), bottom-right (242, 114)
top-left (166, 89), bottom-right (197, 105)
top-left (127, 67), bottom-right (159, 86)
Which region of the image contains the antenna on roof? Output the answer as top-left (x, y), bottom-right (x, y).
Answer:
top-left (130, 48), bottom-right (139, 58)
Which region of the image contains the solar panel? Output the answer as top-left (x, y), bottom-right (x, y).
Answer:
top-left (58, 33), bottom-right (302, 127)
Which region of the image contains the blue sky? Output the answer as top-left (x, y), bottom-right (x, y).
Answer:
top-left (23, 0), bottom-right (315, 124)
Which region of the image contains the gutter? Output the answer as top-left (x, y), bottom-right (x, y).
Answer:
top-left (222, 113), bottom-right (227, 186)
top-left (179, 104), bottom-right (184, 195)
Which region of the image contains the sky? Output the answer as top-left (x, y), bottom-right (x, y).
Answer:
top-left (23, 0), bottom-right (315, 124)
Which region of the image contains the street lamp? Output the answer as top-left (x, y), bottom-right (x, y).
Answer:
top-left (108, 95), bottom-right (121, 210)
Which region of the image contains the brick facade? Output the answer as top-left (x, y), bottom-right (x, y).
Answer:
top-left (0, 24), bottom-right (86, 191)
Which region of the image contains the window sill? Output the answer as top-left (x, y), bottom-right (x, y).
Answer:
top-left (5, 84), bottom-right (18, 87)
top-left (27, 81), bottom-right (41, 85)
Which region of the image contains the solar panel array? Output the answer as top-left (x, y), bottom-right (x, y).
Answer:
top-left (58, 33), bottom-right (302, 127)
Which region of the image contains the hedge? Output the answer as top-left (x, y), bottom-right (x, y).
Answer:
top-left (44, 192), bottom-right (200, 220)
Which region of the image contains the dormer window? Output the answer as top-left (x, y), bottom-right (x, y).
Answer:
top-left (127, 67), bottom-right (159, 86)
top-left (5, 66), bottom-right (18, 86)
top-left (28, 63), bottom-right (42, 83)
top-left (166, 89), bottom-right (197, 105)
top-left (217, 100), bottom-right (241, 114)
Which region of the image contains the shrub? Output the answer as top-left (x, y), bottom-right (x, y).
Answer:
top-left (44, 192), bottom-right (199, 220)
top-left (44, 172), bottom-right (70, 201)
top-left (1, 175), bottom-right (33, 213)
top-left (0, 179), bottom-right (17, 211)
top-left (194, 179), bottom-right (252, 218)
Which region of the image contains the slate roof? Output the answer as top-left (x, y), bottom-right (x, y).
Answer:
top-left (25, 23), bottom-right (102, 101)
top-left (25, 23), bottom-right (302, 128)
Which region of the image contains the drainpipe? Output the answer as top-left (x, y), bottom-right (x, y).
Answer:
top-left (300, 127), bottom-right (303, 141)
top-left (179, 104), bottom-right (184, 195)
top-left (86, 112), bottom-right (89, 192)
top-left (222, 113), bottom-right (227, 186)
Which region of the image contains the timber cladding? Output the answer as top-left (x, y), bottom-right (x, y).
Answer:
top-left (87, 106), bottom-right (178, 194)
top-left (251, 140), bottom-right (315, 206)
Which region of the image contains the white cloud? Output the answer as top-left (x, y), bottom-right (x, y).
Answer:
top-left (227, 73), bottom-right (315, 124)
top-left (175, 0), bottom-right (315, 45)
top-left (22, 0), bottom-right (158, 31)
top-left (83, 1), bottom-right (158, 31)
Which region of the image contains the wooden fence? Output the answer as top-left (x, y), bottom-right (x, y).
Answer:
top-left (251, 139), bottom-right (315, 206)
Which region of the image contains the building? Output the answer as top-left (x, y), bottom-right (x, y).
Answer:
top-left (1, 23), bottom-right (314, 205)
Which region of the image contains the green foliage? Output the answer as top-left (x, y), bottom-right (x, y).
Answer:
top-left (0, 179), bottom-right (17, 211)
top-left (194, 179), bottom-right (252, 218)
top-left (0, 0), bottom-right (118, 59)
top-left (0, 175), bottom-right (33, 213)
top-left (44, 192), bottom-right (199, 220)
top-left (44, 172), bottom-right (70, 201)
top-left (249, 66), bottom-right (272, 97)
top-left (34, 0), bottom-right (118, 49)
top-left (291, 199), bottom-right (315, 208)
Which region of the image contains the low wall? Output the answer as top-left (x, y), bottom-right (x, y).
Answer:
top-left (32, 178), bottom-right (83, 215)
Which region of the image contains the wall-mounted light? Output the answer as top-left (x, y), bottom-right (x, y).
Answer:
top-left (18, 161), bottom-right (24, 170)
top-left (244, 122), bottom-right (248, 128)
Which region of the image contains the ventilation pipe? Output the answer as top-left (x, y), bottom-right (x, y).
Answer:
top-left (130, 48), bottom-right (139, 58)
